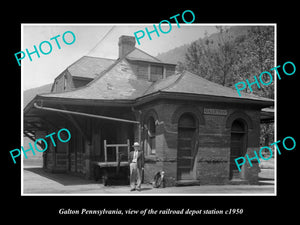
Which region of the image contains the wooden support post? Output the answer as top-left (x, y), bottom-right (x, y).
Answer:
top-left (104, 140), bottom-right (107, 162)
top-left (116, 146), bottom-right (119, 163)
top-left (127, 139), bottom-right (130, 160)
top-left (116, 146), bottom-right (120, 174)
top-left (138, 123), bottom-right (142, 144)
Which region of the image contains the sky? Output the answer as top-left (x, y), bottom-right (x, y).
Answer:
top-left (22, 24), bottom-right (218, 90)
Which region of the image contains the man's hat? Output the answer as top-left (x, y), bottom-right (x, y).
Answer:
top-left (132, 142), bottom-right (140, 147)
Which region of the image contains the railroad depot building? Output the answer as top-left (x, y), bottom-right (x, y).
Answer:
top-left (24, 35), bottom-right (273, 186)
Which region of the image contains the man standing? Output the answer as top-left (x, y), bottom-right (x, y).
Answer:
top-left (129, 142), bottom-right (144, 191)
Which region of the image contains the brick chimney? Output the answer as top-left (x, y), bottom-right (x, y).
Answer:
top-left (118, 35), bottom-right (136, 58)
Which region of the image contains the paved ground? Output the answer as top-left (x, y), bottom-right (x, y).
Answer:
top-left (22, 166), bottom-right (275, 195)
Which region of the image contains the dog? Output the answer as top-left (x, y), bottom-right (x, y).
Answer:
top-left (152, 171), bottom-right (165, 188)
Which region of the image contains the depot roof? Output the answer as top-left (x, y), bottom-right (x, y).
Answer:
top-left (31, 59), bottom-right (272, 108)
top-left (24, 41), bottom-right (273, 112)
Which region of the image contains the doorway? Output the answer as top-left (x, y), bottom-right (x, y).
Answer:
top-left (177, 113), bottom-right (197, 180)
top-left (230, 119), bottom-right (247, 180)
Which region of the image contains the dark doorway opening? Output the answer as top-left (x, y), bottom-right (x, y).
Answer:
top-left (177, 113), bottom-right (197, 180)
top-left (230, 119), bottom-right (247, 180)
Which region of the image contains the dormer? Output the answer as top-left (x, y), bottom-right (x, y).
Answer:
top-left (118, 36), bottom-right (177, 82)
top-left (127, 54), bottom-right (177, 82)
top-left (50, 56), bottom-right (115, 93)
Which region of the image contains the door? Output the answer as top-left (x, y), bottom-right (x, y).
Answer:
top-left (230, 119), bottom-right (247, 180)
top-left (177, 113), bottom-right (197, 180)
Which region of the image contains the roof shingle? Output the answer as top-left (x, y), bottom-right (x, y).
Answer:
top-left (143, 71), bottom-right (272, 102)
top-left (125, 48), bottom-right (162, 63)
top-left (40, 58), bottom-right (152, 100)
top-left (40, 63), bottom-right (272, 104)
top-left (67, 56), bottom-right (115, 79)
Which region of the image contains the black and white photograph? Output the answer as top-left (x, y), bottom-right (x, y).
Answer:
top-left (3, 4), bottom-right (298, 220)
top-left (22, 24), bottom-right (275, 195)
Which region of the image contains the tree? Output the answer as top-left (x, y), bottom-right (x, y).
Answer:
top-left (183, 39), bottom-right (216, 81)
top-left (182, 26), bottom-right (239, 87)
top-left (233, 26), bottom-right (274, 99)
top-left (213, 26), bottom-right (239, 86)
top-left (181, 26), bottom-right (274, 99)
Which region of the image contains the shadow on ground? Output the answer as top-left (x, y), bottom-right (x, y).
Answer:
top-left (24, 167), bottom-right (98, 186)
top-left (24, 167), bottom-right (274, 188)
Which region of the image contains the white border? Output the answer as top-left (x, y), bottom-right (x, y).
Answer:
top-left (21, 23), bottom-right (277, 196)
top-left (21, 24), bottom-right (24, 195)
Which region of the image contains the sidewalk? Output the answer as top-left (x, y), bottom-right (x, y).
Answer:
top-left (22, 166), bottom-right (275, 195)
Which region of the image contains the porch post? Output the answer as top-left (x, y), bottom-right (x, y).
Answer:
top-left (85, 141), bottom-right (92, 179)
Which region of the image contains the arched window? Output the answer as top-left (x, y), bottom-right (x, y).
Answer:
top-left (145, 117), bottom-right (156, 155)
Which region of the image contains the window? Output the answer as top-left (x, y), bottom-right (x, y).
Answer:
top-left (136, 63), bottom-right (148, 79)
top-left (145, 117), bottom-right (156, 155)
top-left (150, 65), bottom-right (163, 81)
